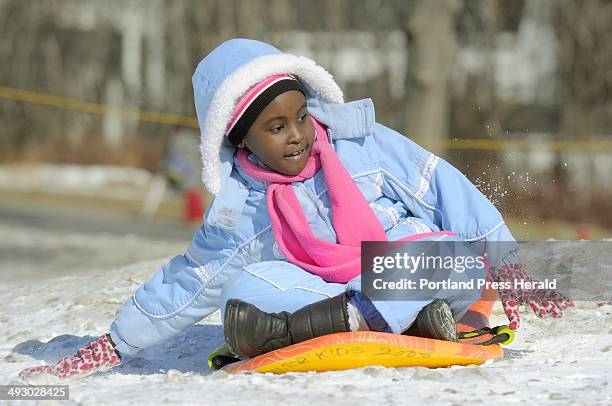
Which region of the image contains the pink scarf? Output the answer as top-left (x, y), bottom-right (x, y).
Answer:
top-left (237, 118), bottom-right (388, 282)
top-left (238, 118), bottom-right (455, 282)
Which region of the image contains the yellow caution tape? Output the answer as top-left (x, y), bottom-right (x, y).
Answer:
top-left (2, 85), bottom-right (612, 151)
top-left (0, 85), bottom-right (199, 128)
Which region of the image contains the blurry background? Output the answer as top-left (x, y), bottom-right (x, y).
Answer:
top-left (1, 0), bottom-right (611, 254)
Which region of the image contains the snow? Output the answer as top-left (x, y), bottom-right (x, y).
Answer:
top-left (0, 165), bottom-right (610, 405)
top-left (1, 222), bottom-right (611, 405)
top-left (0, 164), bottom-right (153, 200)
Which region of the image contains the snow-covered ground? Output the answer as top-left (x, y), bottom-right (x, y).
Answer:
top-left (0, 164), bottom-right (610, 404)
top-left (1, 220), bottom-right (611, 405)
top-left (0, 164), bottom-right (153, 200)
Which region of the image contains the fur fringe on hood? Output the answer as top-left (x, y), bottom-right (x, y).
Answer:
top-left (193, 39), bottom-right (343, 195)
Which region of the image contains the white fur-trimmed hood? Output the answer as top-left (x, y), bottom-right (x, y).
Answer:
top-left (192, 39), bottom-right (343, 195)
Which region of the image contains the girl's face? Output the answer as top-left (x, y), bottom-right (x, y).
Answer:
top-left (238, 90), bottom-right (314, 176)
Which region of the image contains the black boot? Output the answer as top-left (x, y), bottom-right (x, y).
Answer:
top-left (403, 299), bottom-right (458, 342)
top-left (224, 293), bottom-right (350, 358)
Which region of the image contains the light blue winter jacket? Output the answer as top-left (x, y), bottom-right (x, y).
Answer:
top-left (109, 39), bottom-right (516, 355)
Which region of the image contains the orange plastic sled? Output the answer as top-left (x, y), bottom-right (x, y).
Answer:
top-left (223, 287), bottom-right (502, 374)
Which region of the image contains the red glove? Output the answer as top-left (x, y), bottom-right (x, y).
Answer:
top-left (18, 334), bottom-right (121, 382)
top-left (493, 263), bottom-right (574, 330)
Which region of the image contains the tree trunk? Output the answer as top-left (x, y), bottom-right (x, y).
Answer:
top-left (404, 0), bottom-right (462, 152)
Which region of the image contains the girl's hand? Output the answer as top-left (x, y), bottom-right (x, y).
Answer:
top-left (493, 263), bottom-right (574, 330)
top-left (18, 334), bottom-right (121, 382)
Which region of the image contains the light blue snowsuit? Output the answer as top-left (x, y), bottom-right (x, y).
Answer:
top-left (109, 39), bottom-right (517, 356)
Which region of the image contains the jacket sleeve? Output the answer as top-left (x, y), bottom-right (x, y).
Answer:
top-left (370, 123), bottom-right (517, 267)
top-left (109, 220), bottom-right (249, 356)
top-left (423, 147), bottom-right (519, 267)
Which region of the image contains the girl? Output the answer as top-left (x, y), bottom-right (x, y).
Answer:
top-left (19, 38), bottom-right (571, 380)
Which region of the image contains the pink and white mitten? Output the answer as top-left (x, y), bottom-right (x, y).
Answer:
top-left (18, 334), bottom-right (121, 382)
top-left (493, 263), bottom-right (574, 330)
